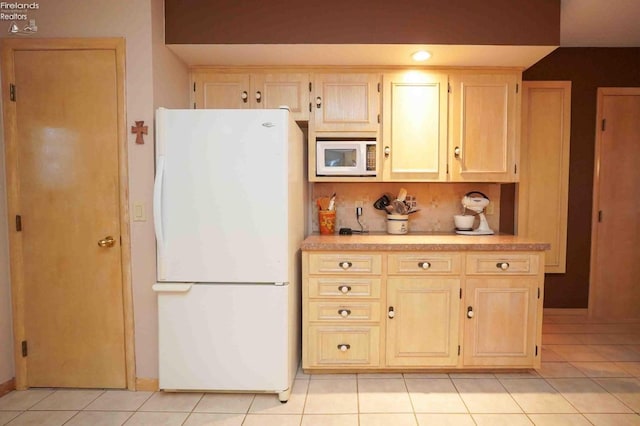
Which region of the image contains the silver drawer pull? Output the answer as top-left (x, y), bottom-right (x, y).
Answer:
top-left (337, 344), bottom-right (350, 352)
top-left (339, 285), bottom-right (352, 294)
top-left (418, 261), bottom-right (431, 270)
top-left (497, 262), bottom-right (510, 271)
top-left (338, 309), bottom-right (351, 318)
top-left (338, 285), bottom-right (351, 294)
top-left (339, 261), bottom-right (353, 270)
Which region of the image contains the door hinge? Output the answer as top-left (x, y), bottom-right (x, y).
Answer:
top-left (458, 345), bottom-right (461, 356)
top-left (15, 215), bottom-right (22, 232)
top-left (535, 345), bottom-right (538, 356)
top-left (601, 119), bottom-right (606, 131)
top-left (459, 288), bottom-right (462, 299)
top-left (193, 102), bottom-right (196, 109)
top-left (537, 288), bottom-right (541, 299)
top-left (514, 164), bottom-right (518, 174)
top-left (309, 102), bottom-right (312, 112)
top-left (516, 83), bottom-right (519, 94)
top-left (21, 340), bottom-right (27, 357)
top-left (448, 82), bottom-right (451, 93)
top-left (309, 82), bottom-right (312, 92)
top-left (598, 210), bottom-right (603, 222)
top-left (193, 82), bottom-right (196, 92)
top-left (377, 114), bottom-right (380, 124)
top-left (9, 83), bottom-right (16, 102)
top-left (377, 82), bottom-right (381, 93)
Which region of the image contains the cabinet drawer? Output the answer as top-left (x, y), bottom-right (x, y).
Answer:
top-left (307, 326), bottom-right (380, 367)
top-left (308, 277), bottom-right (381, 299)
top-left (308, 302), bottom-right (380, 322)
top-left (308, 253), bottom-right (382, 274)
top-left (388, 253), bottom-right (461, 275)
top-left (466, 253), bottom-right (540, 275)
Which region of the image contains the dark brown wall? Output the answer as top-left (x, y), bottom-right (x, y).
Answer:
top-left (165, 0), bottom-right (559, 45)
top-left (523, 48), bottom-right (640, 308)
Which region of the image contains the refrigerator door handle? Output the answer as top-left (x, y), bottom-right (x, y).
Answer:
top-left (152, 283), bottom-right (193, 293)
top-left (153, 155), bottom-right (166, 249)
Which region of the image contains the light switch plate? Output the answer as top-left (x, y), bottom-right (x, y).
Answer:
top-left (133, 202), bottom-right (146, 221)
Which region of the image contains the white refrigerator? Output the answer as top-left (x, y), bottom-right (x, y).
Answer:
top-left (152, 107), bottom-right (306, 402)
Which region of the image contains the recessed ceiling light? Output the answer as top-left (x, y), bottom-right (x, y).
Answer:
top-left (411, 50), bottom-right (432, 61)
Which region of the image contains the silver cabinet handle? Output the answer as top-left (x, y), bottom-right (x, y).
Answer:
top-left (241, 91), bottom-right (248, 103)
top-left (255, 91), bottom-right (262, 103)
top-left (497, 262), bottom-right (510, 271)
top-left (418, 261), bottom-right (431, 270)
top-left (384, 146), bottom-right (390, 158)
top-left (339, 261), bottom-right (353, 270)
top-left (454, 146), bottom-right (461, 158)
top-left (467, 306), bottom-right (474, 318)
top-left (339, 285), bottom-right (352, 294)
top-left (337, 344), bottom-right (350, 352)
top-left (338, 309), bottom-right (351, 318)
top-left (388, 306), bottom-right (395, 319)
top-left (316, 96), bottom-right (322, 108)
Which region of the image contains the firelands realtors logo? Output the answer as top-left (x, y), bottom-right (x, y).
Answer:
top-left (0, 2), bottom-right (39, 21)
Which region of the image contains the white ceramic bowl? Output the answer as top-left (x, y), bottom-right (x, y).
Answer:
top-left (454, 214), bottom-right (475, 230)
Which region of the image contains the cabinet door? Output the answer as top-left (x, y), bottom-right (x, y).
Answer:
top-left (463, 277), bottom-right (538, 367)
top-left (449, 73), bottom-right (520, 182)
top-left (382, 71), bottom-right (448, 181)
top-left (252, 73), bottom-right (310, 121)
top-left (313, 73), bottom-right (380, 132)
top-left (386, 278), bottom-right (460, 366)
top-left (193, 73), bottom-right (251, 109)
top-left (518, 81), bottom-right (571, 273)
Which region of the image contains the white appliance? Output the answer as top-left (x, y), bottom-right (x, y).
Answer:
top-left (455, 191), bottom-right (495, 235)
top-left (152, 107), bottom-right (306, 402)
top-left (316, 139), bottom-right (377, 176)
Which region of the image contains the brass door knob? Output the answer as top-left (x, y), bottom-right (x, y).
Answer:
top-left (98, 236), bottom-right (116, 248)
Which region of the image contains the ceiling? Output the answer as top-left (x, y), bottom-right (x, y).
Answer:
top-left (560, 0), bottom-right (640, 47)
top-left (169, 0), bottom-right (640, 69)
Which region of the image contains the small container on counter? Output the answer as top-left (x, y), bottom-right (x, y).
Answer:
top-left (318, 210), bottom-right (336, 235)
top-left (386, 214), bottom-right (408, 234)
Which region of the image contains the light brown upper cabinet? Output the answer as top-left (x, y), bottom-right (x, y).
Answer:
top-left (518, 81), bottom-right (571, 273)
top-left (449, 72), bottom-right (521, 182)
top-left (312, 73), bottom-right (381, 133)
top-left (192, 71), bottom-right (310, 121)
top-left (381, 71), bottom-right (448, 181)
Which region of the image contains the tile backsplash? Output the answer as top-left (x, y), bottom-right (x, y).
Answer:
top-left (311, 182), bottom-right (501, 234)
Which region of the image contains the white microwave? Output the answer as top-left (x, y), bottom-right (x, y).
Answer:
top-left (316, 139), bottom-right (377, 176)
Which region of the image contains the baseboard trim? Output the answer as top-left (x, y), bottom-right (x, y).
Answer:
top-left (0, 378), bottom-right (16, 398)
top-left (135, 377), bottom-right (159, 392)
top-left (544, 308), bottom-right (588, 316)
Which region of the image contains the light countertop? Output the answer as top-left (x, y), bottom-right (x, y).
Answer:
top-left (301, 233), bottom-right (550, 252)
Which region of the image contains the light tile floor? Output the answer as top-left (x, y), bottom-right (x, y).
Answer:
top-left (1, 313), bottom-right (639, 425)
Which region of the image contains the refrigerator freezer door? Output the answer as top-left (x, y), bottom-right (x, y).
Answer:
top-left (155, 108), bottom-right (291, 283)
top-left (155, 282), bottom-right (290, 392)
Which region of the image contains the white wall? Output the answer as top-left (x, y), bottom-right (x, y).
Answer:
top-left (0, 0), bottom-right (189, 383)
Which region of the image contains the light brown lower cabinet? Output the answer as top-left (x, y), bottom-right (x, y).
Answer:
top-left (302, 250), bottom-right (544, 371)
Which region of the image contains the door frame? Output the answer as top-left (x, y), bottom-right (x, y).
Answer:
top-left (588, 87), bottom-right (640, 320)
top-left (1, 38), bottom-right (135, 389)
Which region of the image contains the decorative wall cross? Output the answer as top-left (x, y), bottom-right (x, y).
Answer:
top-left (131, 121), bottom-right (148, 144)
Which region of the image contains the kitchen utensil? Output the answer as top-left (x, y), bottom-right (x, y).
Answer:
top-left (392, 200), bottom-right (408, 215)
top-left (397, 187), bottom-right (408, 202)
top-left (455, 191), bottom-right (494, 235)
top-left (373, 194), bottom-right (391, 210)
